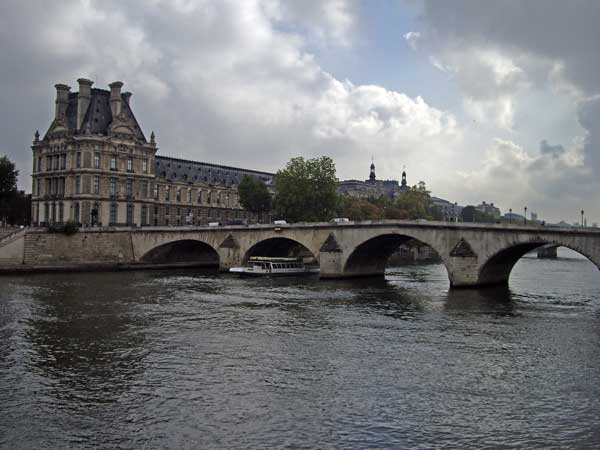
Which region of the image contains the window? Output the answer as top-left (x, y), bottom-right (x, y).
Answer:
top-left (165, 185), bottom-right (170, 201)
top-left (176, 187), bottom-right (181, 202)
top-left (73, 202), bottom-right (80, 223)
top-left (60, 154), bottom-right (66, 170)
top-left (142, 159), bottom-right (148, 173)
top-left (126, 179), bottom-right (133, 197)
top-left (141, 181), bottom-right (148, 198)
top-left (46, 155), bottom-right (52, 171)
top-left (197, 189), bottom-right (202, 204)
top-left (94, 153), bottom-right (100, 169)
top-left (38, 157), bottom-right (42, 172)
top-left (207, 190), bottom-right (212, 204)
top-left (75, 176), bottom-right (80, 194)
top-left (141, 205), bottom-right (147, 226)
top-left (44, 203), bottom-right (49, 222)
top-left (76, 152), bottom-right (81, 168)
top-left (127, 158), bottom-right (133, 172)
top-left (51, 178), bottom-right (57, 195)
top-left (110, 202), bottom-right (118, 225)
top-left (59, 177), bottom-right (65, 196)
top-left (153, 183), bottom-right (159, 200)
top-left (45, 178), bottom-right (51, 195)
top-left (110, 155), bottom-right (117, 170)
top-left (187, 189), bottom-right (192, 203)
top-left (153, 206), bottom-right (158, 226)
top-left (93, 176), bottom-right (100, 195)
top-left (58, 202), bottom-right (64, 223)
top-left (216, 191), bottom-right (221, 205)
top-left (53, 155), bottom-right (59, 170)
top-left (110, 177), bottom-right (117, 196)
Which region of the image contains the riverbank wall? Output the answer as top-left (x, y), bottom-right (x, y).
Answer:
top-left (0, 228), bottom-right (217, 274)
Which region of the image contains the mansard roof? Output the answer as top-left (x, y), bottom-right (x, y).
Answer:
top-left (47, 88), bottom-right (146, 141)
top-left (154, 155), bottom-right (274, 186)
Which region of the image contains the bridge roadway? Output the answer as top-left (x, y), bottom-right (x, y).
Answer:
top-left (121, 220), bottom-right (600, 288)
top-left (3, 220), bottom-right (600, 288)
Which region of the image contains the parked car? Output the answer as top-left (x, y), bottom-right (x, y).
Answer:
top-left (273, 220), bottom-right (287, 225)
top-left (331, 217), bottom-right (350, 223)
top-left (225, 219), bottom-right (249, 226)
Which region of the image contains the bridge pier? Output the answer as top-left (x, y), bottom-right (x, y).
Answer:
top-left (537, 245), bottom-right (558, 259)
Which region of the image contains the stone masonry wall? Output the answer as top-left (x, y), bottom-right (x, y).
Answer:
top-left (23, 230), bottom-right (134, 266)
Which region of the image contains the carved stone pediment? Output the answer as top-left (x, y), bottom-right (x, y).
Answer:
top-left (320, 233), bottom-right (342, 253)
top-left (219, 234), bottom-right (240, 249)
top-left (450, 238), bottom-right (476, 257)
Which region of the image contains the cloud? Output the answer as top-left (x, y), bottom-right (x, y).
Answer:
top-left (406, 0), bottom-right (600, 221)
top-left (0, 0), bottom-right (460, 196)
top-left (539, 139), bottom-right (565, 159)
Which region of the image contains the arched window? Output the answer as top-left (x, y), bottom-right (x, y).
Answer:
top-left (197, 189), bottom-right (202, 204)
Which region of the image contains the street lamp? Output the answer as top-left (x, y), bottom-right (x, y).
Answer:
top-left (581, 210), bottom-right (585, 228)
top-left (524, 206), bottom-right (527, 225)
top-left (509, 208), bottom-right (512, 224)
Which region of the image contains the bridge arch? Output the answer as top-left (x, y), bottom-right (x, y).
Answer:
top-left (140, 239), bottom-right (220, 266)
top-left (478, 240), bottom-right (600, 287)
top-left (242, 237), bottom-right (318, 265)
top-left (343, 232), bottom-right (448, 278)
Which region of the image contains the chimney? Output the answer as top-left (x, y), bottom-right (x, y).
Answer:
top-left (54, 83), bottom-right (71, 119)
top-left (109, 81), bottom-right (124, 117)
top-left (122, 91), bottom-right (132, 105)
top-left (76, 78), bottom-right (94, 130)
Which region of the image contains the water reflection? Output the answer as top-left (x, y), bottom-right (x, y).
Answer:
top-left (25, 274), bottom-right (149, 403)
top-left (1, 258), bottom-right (600, 449)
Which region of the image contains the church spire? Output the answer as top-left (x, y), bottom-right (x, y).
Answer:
top-left (369, 156), bottom-right (376, 182)
top-left (401, 165), bottom-right (407, 188)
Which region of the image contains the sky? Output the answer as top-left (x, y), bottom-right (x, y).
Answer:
top-left (1, 0), bottom-right (599, 223)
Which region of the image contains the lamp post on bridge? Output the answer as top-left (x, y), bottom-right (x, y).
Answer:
top-left (524, 206), bottom-right (527, 225)
top-left (509, 208), bottom-right (512, 224)
top-left (581, 210), bottom-right (585, 228)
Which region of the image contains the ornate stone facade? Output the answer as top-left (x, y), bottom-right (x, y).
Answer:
top-left (31, 78), bottom-right (273, 227)
top-left (337, 160), bottom-right (409, 199)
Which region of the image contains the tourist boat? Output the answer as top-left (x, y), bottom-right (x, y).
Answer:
top-left (229, 256), bottom-right (319, 276)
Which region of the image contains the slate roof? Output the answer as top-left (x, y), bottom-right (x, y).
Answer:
top-left (154, 156), bottom-right (274, 187)
top-left (63, 88), bottom-right (146, 141)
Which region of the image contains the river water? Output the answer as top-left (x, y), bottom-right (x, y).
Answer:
top-left (1, 248), bottom-right (600, 449)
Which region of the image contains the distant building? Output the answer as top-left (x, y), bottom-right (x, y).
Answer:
top-left (476, 201), bottom-right (501, 219)
top-left (431, 197), bottom-right (463, 221)
top-left (503, 212), bottom-right (524, 222)
top-left (337, 160), bottom-right (410, 199)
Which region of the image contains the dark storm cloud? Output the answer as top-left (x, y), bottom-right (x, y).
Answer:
top-left (539, 140), bottom-right (565, 159)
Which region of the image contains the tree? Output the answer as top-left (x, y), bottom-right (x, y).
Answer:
top-left (461, 205), bottom-right (476, 222)
top-left (394, 181), bottom-right (434, 220)
top-left (273, 156), bottom-right (338, 222)
top-left (238, 175), bottom-right (272, 221)
top-left (0, 155), bottom-right (19, 224)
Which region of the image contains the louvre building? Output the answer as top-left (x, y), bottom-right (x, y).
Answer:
top-left (31, 78), bottom-right (273, 227)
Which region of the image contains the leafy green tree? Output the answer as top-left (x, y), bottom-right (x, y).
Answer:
top-left (0, 155), bottom-right (19, 223)
top-left (394, 181), bottom-right (434, 220)
top-left (273, 156), bottom-right (338, 222)
top-left (337, 196), bottom-right (383, 221)
top-left (238, 175), bottom-right (272, 221)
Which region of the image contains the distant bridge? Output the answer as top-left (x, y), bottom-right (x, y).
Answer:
top-left (3, 220), bottom-right (599, 288)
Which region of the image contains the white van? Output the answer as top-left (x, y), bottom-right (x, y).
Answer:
top-left (331, 217), bottom-right (350, 223)
top-left (273, 220), bottom-right (287, 225)
top-left (208, 221), bottom-right (221, 227)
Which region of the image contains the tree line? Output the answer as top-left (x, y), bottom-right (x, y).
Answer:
top-left (239, 156), bottom-right (445, 223)
top-left (0, 155), bottom-right (30, 226)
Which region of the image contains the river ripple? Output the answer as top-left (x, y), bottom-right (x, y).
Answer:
top-left (1, 248), bottom-right (600, 449)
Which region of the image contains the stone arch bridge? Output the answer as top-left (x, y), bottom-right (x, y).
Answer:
top-left (8, 220), bottom-right (597, 288)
